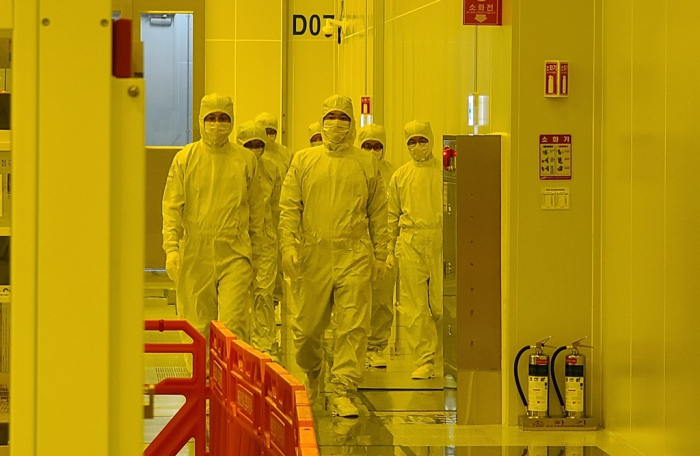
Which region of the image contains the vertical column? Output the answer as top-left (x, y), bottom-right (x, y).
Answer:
top-left (12, 0), bottom-right (144, 454)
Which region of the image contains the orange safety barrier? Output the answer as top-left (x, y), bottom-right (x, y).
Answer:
top-left (144, 319), bottom-right (319, 456)
top-left (209, 322), bottom-right (236, 456)
top-left (294, 390), bottom-right (318, 453)
top-left (229, 339), bottom-right (272, 456)
top-left (263, 362), bottom-right (306, 456)
top-left (144, 319), bottom-right (207, 456)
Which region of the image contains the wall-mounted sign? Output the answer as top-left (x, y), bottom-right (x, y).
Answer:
top-left (540, 134), bottom-right (572, 180)
top-left (292, 14), bottom-right (335, 37)
top-left (463, 0), bottom-right (503, 26)
top-left (541, 187), bottom-right (570, 210)
top-left (559, 62), bottom-right (569, 97)
top-left (361, 96), bottom-right (371, 115)
top-left (545, 60), bottom-right (569, 97)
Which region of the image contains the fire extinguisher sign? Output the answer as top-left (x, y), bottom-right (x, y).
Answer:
top-left (540, 135), bottom-right (572, 180)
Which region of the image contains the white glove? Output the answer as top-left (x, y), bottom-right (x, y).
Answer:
top-left (282, 249), bottom-right (299, 280)
top-left (385, 253), bottom-right (395, 271)
top-left (166, 251), bottom-right (181, 282)
top-left (372, 259), bottom-right (387, 281)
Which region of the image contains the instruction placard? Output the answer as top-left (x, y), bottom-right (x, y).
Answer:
top-left (541, 187), bottom-right (570, 210)
top-left (539, 134), bottom-right (572, 180)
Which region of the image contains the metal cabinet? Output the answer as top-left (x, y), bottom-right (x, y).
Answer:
top-left (442, 134), bottom-right (502, 424)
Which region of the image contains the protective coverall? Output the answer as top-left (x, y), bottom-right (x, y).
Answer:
top-left (255, 112), bottom-right (290, 305)
top-left (162, 94), bottom-right (264, 342)
top-left (387, 120), bottom-right (443, 377)
top-left (279, 95), bottom-right (390, 396)
top-left (237, 121), bottom-right (283, 353)
top-left (356, 124), bottom-right (397, 358)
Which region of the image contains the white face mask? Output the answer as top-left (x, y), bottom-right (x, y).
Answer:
top-left (267, 133), bottom-right (277, 142)
top-left (323, 119), bottom-right (351, 144)
top-left (310, 141), bottom-right (323, 147)
top-left (409, 143), bottom-right (432, 162)
top-left (204, 121), bottom-right (231, 147)
top-left (372, 149), bottom-right (383, 161)
top-left (249, 147), bottom-right (264, 159)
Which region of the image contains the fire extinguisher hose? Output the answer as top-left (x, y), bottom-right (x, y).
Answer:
top-left (551, 345), bottom-right (568, 409)
top-left (514, 345), bottom-right (530, 407)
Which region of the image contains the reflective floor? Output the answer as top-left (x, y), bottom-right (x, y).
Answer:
top-left (142, 275), bottom-right (631, 456)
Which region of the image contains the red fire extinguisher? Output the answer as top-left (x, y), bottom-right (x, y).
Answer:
top-left (552, 337), bottom-right (593, 418)
top-left (514, 337), bottom-right (554, 418)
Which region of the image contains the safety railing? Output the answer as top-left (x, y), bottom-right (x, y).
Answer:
top-left (144, 319), bottom-right (319, 456)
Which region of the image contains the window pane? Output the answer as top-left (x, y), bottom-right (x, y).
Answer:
top-left (141, 14), bottom-right (193, 147)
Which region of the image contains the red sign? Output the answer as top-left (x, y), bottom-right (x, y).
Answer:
top-left (545, 61), bottom-right (559, 97)
top-left (463, 0), bottom-right (503, 26)
top-left (559, 61), bottom-right (569, 96)
top-left (539, 134), bottom-right (572, 180)
top-left (361, 96), bottom-right (371, 115)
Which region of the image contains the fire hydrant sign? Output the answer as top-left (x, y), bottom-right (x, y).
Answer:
top-left (540, 135), bottom-right (572, 180)
top-left (559, 62), bottom-right (569, 97)
top-left (545, 61), bottom-right (559, 96)
top-left (463, 0), bottom-right (503, 26)
top-left (361, 96), bottom-right (371, 115)
top-left (545, 60), bottom-right (569, 97)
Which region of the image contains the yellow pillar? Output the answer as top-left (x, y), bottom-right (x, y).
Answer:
top-left (11, 0), bottom-right (144, 454)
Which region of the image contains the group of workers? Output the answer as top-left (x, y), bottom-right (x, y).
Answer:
top-left (162, 93), bottom-right (443, 418)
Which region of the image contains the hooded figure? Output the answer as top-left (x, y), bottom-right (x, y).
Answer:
top-left (255, 112), bottom-right (292, 307)
top-left (308, 121), bottom-right (323, 147)
top-left (386, 120), bottom-right (443, 380)
top-left (278, 94), bottom-right (390, 418)
top-left (237, 121), bottom-right (283, 356)
top-left (356, 124), bottom-right (398, 368)
top-left (162, 93), bottom-right (264, 343)
top-left (255, 112), bottom-right (291, 166)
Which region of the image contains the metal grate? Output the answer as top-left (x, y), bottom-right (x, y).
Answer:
top-left (144, 354), bottom-right (191, 384)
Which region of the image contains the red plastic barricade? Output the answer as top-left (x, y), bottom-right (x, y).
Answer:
top-left (229, 339), bottom-right (272, 456)
top-left (294, 390), bottom-right (318, 453)
top-left (263, 363), bottom-right (306, 456)
top-left (144, 319), bottom-right (319, 456)
top-left (209, 322), bottom-right (236, 456)
top-left (144, 319), bottom-right (207, 456)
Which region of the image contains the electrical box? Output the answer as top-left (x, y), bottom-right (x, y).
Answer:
top-left (443, 134), bottom-right (502, 425)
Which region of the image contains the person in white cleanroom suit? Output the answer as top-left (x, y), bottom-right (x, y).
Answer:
top-left (356, 124), bottom-right (397, 369)
top-left (279, 95), bottom-right (389, 418)
top-left (163, 94), bottom-right (264, 342)
top-left (237, 121), bottom-right (283, 357)
top-left (255, 112), bottom-right (290, 166)
top-left (308, 121), bottom-right (323, 147)
top-left (386, 120), bottom-right (443, 380)
top-left (255, 112), bottom-right (291, 310)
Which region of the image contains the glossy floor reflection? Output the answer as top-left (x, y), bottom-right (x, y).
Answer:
top-left (143, 276), bottom-right (628, 456)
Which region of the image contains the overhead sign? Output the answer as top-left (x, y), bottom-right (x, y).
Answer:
top-left (539, 135), bottom-right (572, 180)
top-left (463, 0), bottom-right (503, 26)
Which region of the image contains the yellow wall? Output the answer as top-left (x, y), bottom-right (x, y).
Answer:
top-left (336, 0), bottom-right (602, 426)
top-left (205, 0), bottom-right (283, 134)
top-left (338, 0), bottom-right (508, 169)
top-left (286, 0), bottom-right (336, 155)
top-left (506, 0), bottom-right (602, 425)
top-left (601, 1), bottom-right (700, 453)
